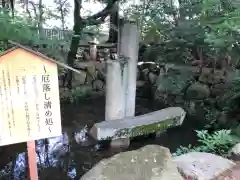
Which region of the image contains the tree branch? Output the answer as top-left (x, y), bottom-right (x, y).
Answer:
top-left (82, 0), bottom-right (120, 26)
top-left (29, 1), bottom-right (38, 21)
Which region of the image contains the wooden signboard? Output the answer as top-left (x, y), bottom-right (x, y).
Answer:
top-left (0, 45), bottom-right (63, 180)
top-left (0, 47), bottom-right (62, 145)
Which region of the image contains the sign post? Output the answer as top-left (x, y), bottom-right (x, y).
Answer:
top-left (0, 45), bottom-right (64, 179)
top-left (27, 141), bottom-right (38, 179)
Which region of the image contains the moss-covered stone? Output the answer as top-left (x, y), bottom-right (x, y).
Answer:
top-left (112, 116), bottom-right (182, 139)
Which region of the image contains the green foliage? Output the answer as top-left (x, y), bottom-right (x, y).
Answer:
top-left (0, 11), bottom-right (38, 44)
top-left (69, 87), bottom-right (90, 104)
top-left (51, 0), bottom-right (72, 29)
top-left (202, 0), bottom-right (240, 50)
top-left (173, 129), bottom-right (238, 157)
top-left (125, 0), bottom-right (240, 64)
top-left (231, 125), bottom-right (240, 139)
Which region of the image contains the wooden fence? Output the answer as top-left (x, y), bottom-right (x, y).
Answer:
top-left (41, 28), bottom-right (73, 41)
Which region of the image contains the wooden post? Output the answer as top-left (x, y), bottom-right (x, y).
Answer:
top-left (27, 140), bottom-right (38, 180)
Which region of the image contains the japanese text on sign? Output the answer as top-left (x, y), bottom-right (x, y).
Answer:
top-left (2, 70), bottom-right (12, 137)
top-left (42, 73), bottom-right (53, 132)
top-left (33, 75), bottom-right (40, 133)
top-left (22, 75), bottom-right (31, 136)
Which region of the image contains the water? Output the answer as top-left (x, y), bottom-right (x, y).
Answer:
top-left (0, 96), bottom-right (199, 180)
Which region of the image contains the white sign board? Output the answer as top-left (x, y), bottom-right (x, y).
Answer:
top-left (0, 47), bottom-right (62, 146)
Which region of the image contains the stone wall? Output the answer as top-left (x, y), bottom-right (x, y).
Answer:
top-left (57, 60), bottom-right (240, 127)
top-left (58, 61), bottom-right (106, 101)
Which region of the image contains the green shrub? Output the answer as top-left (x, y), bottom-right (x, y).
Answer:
top-left (173, 129), bottom-right (238, 157)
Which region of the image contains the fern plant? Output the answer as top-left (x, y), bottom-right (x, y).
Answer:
top-left (173, 129), bottom-right (238, 157)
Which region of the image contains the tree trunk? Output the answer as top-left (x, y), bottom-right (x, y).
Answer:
top-left (60, 2), bottom-right (65, 30)
top-left (178, 0), bottom-right (185, 22)
top-left (60, 8), bottom-right (65, 30)
top-left (65, 0), bottom-right (119, 88)
top-left (65, 0), bottom-right (83, 88)
top-left (38, 0), bottom-right (43, 35)
top-left (2, 0), bottom-right (6, 8)
top-left (107, 3), bottom-right (119, 43)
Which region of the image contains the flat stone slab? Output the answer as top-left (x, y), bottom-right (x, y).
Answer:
top-left (173, 152), bottom-right (236, 180)
top-left (89, 107), bottom-right (186, 140)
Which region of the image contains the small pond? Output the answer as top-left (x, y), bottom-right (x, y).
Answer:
top-left (0, 96), bottom-right (199, 180)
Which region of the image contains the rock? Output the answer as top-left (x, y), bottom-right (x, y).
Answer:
top-left (137, 69), bottom-right (140, 80)
top-left (80, 145), bottom-right (183, 180)
top-left (214, 161), bottom-right (240, 180)
top-left (228, 143), bottom-right (240, 161)
top-left (142, 69), bottom-right (150, 81)
top-left (173, 152), bottom-right (236, 180)
top-left (72, 70), bottom-right (87, 87)
top-left (59, 87), bottom-right (71, 100)
top-left (211, 82), bottom-right (233, 97)
top-left (137, 80), bottom-right (146, 88)
top-left (185, 83), bottom-right (210, 100)
top-left (217, 91), bottom-right (240, 111)
top-left (71, 85), bottom-right (92, 98)
top-left (155, 70), bottom-right (190, 98)
top-left (92, 79), bottom-right (104, 91)
top-left (137, 62), bottom-right (158, 71)
top-left (58, 73), bottom-right (65, 87)
top-left (184, 101), bottom-right (197, 115)
top-left (89, 107), bottom-right (186, 141)
top-left (86, 65), bottom-right (97, 84)
top-left (198, 69), bottom-right (225, 85)
top-left (148, 72), bottom-right (158, 84)
top-left (95, 61), bottom-right (106, 74)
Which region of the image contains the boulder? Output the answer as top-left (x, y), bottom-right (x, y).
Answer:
top-left (72, 70), bottom-right (87, 87)
top-left (154, 70), bottom-right (191, 102)
top-left (173, 152), bottom-right (236, 180)
top-left (211, 82), bottom-right (233, 97)
top-left (198, 69), bottom-right (225, 85)
top-left (59, 87), bottom-right (71, 100)
top-left (228, 143), bottom-right (240, 161)
top-left (217, 91), bottom-right (240, 111)
top-left (148, 72), bottom-right (158, 84)
top-left (155, 70), bottom-right (191, 94)
top-left (92, 79), bottom-right (104, 91)
top-left (137, 68), bottom-right (140, 80)
top-left (214, 161), bottom-right (240, 180)
top-left (80, 145), bottom-right (183, 180)
top-left (95, 61), bottom-right (106, 73)
top-left (185, 83), bottom-right (210, 100)
top-left (86, 65), bottom-right (97, 84)
top-left (71, 85), bottom-right (92, 98)
top-left (142, 69), bottom-right (150, 81)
